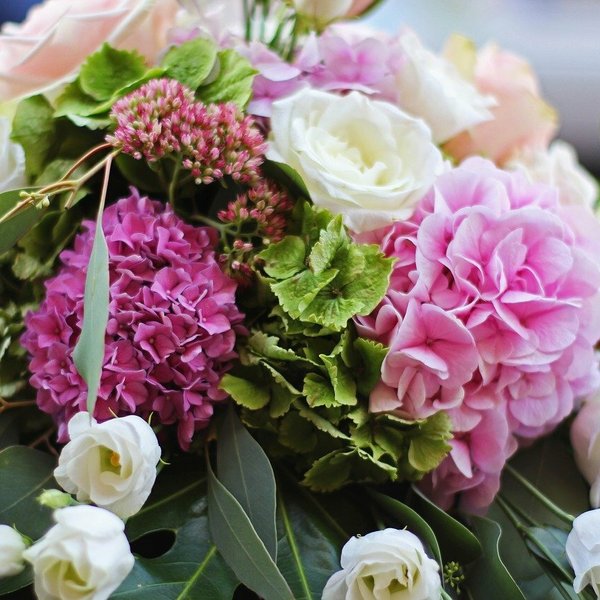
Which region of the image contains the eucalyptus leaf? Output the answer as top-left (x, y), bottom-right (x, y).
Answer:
top-left (217, 408), bottom-right (278, 560)
top-left (466, 515), bottom-right (526, 600)
top-left (369, 490), bottom-right (442, 567)
top-left (206, 458), bottom-right (294, 600)
top-left (72, 202), bottom-right (109, 416)
top-left (410, 486), bottom-right (481, 564)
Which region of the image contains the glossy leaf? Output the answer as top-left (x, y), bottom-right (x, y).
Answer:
top-left (370, 490), bottom-right (442, 566)
top-left (0, 446), bottom-right (56, 596)
top-left (117, 457), bottom-right (238, 600)
top-left (206, 458), bottom-right (294, 600)
top-left (276, 478), bottom-right (343, 599)
top-left (72, 203), bottom-right (109, 416)
top-left (217, 408), bottom-right (277, 560)
top-left (466, 515), bottom-right (526, 600)
top-left (0, 189), bottom-right (46, 256)
top-left (113, 517), bottom-right (238, 600)
top-left (410, 486), bottom-right (482, 564)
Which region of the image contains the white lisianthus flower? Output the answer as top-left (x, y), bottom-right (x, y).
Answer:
top-left (322, 528), bottom-right (442, 600)
top-left (566, 509), bottom-right (600, 597)
top-left (0, 525), bottom-right (27, 578)
top-left (54, 412), bottom-right (161, 519)
top-left (23, 505), bottom-right (134, 600)
top-left (268, 89), bottom-right (443, 233)
top-left (395, 31), bottom-right (496, 143)
top-left (507, 141), bottom-right (599, 209)
top-left (0, 117), bottom-right (26, 194)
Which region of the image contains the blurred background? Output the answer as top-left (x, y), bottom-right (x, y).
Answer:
top-left (1, 0), bottom-right (599, 172)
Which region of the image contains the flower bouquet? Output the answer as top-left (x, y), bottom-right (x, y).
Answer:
top-left (1, 1), bottom-right (600, 599)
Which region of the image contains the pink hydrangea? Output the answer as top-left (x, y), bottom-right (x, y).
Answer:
top-left (357, 157), bottom-right (600, 510)
top-left (22, 189), bottom-right (244, 449)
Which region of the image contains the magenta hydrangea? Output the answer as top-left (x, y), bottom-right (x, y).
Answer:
top-left (356, 157), bottom-right (600, 511)
top-left (22, 189), bottom-right (244, 449)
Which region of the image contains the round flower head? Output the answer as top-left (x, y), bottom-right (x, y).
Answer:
top-left (22, 189), bottom-right (244, 449)
top-left (108, 78), bottom-right (267, 184)
top-left (358, 157), bottom-right (600, 509)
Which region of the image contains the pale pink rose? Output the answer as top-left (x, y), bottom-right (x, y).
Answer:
top-left (0, 0), bottom-right (179, 104)
top-left (444, 43), bottom-right (558, 165)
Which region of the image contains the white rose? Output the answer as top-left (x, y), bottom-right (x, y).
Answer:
top-left (0, 525), bottom-right (27, 578)
top-left (566, 509), bottom-right (600, 597)
top-left (268, 89), bottom-right (443, 233)
top-left (0, 117), bottom-right (26, 194)
top-left (54, 412), bottom-right (161, 519)
top-left (22, 505), bottom-right (134, 600)
top-left (395, 31), bottom-right (495, 143)
top-left (292, 0), bottom-right (353, 27)
top-left (322, 528), bottom-right (442, 600)
top-left (507, 141), bottom-right (599, 209)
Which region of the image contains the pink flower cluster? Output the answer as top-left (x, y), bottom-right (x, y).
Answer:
top-left (356, 158), bottom-right (600, 512)
top-left (22, 190), bottom-right (244, 449)
top-left (108, 78), bottom-right (266, 184)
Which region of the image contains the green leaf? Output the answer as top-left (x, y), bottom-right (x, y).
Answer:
top-left (119, 457), bottom-right (238, 600)
top-left (0, 446), bottom-right (55, 539)
top-left (279, 412), bottom-right (317, 453)
top-left (206, 457), bottom-right (294, 600)
top-left (303, 373), bottom-right (336, 409)
top-left (113, 517), bottom-right (238, 600)
top-left (79, 43), bottom-right (147, 101)
top-left (259, 236), bottom-right (306, 280)
top-left (217, 408), bottom-right (278, 560)
top-left (407, 412), bottom-right (453, 473)
top-left (197, 49), bottom-right (257, 107)
top-left (220, 374), bottom-right (270, 410)
top-left (72, 203), bottom-right (109, 415)
top-left (525, 526), bottom-right (571, 574)
top-left (163, 38), bottom-right (218, 90)
top-left (54, 80), bottom-right (105, 119)
top-left (320, 354), bottom-right (357, 406)
top-left (466, 516), bottom-right (526, 600)
top-left (410, 486), bottom-right (482, 565)
top-left (11, 95), bottom-right (57, 178)
top-left (353, 338), bottom-right (387, 396)
top-left (369, 490), bottom-right (443, 566)
top-left (262, 160), bottom-right (311, 199)
top-left (0, 189), bottom-right (47, 256)
top-left (276, 477), bottom-right (343, 600)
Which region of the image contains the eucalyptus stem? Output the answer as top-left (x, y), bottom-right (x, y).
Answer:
top-left (496, 494), bottom-right (575, 586)
top-left (440, 590), bottom-right (454, 600)
top-left (505, 464), bottom-right (575, 525)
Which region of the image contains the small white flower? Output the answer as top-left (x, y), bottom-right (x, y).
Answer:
top-left (0, 116), bottom-right (26, 194)
top-left (54, 412), bottom-right (161, 519)
top-left (507, 141), bottom-right (599, 209)
top-left (395, 31), bottom-right (495, 143)
top-left (0, 525), bottom-right (27, 578)
top-left (23, 505), bottom-right (134, 600)
top-left (566, 509), bottom-right (600, 597)
top-left (268, 89), bottom-right (443, 233)
top-left (322, 528), bottom-right (442, 600)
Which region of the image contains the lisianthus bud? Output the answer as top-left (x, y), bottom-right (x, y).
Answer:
top-left (322, 528), bottom-right (442, 599)
top-left (37, 489), bottom-right (76, 510)
top-left (54, 412), bottom-right (161, 519)
top-left (566, 509), bottom-right (600, 597)
top-left (0, 525), bottom-right (27, 578)
top-left (23, 505), bottom-right (134, 600)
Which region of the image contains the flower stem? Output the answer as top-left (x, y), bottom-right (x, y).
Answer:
top-left (505, 464), bottom-right (575, 525)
